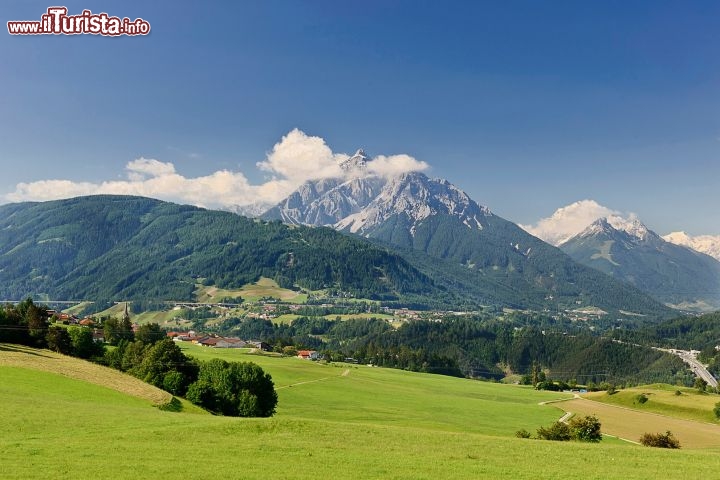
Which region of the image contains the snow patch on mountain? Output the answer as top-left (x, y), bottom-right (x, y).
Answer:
top-left (338, 149), bottom-right (369, 175)
top-left (664, 232), bottom-right (720, 261)
top-left (266, 164), bottom-right (493, 238)
top-left (606, 216), bottom-right (650, 241)
top-left (523, 200), bottom-right (651, 245)
top-left (571, 216), bottom-right (656, 246)
top-left (335, 172), bottom-right (492, 237)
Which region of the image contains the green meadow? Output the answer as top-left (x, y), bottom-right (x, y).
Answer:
top-left (195, 277), bottom-right (308, 303)
top-left (3, 344), bottom-right (720, 479)
top-left (585, 383), bottom-right (720, 423)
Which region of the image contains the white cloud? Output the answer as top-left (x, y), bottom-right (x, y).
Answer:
top-left (3, 129), bottom-right (431, 211)
top-left (521, 199), bottom-right (623, 246)
top-left (256, 128), bottom-right (345, 182)
top-left (367, 154), bottom-right (429, 178)
top-left (5, 166), bottom-right (259, 210)
top-left (126, 158), bottom-right (176, 181)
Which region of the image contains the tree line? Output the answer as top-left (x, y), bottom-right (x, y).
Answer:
top-left (229, 314), bottom-right (691, 385)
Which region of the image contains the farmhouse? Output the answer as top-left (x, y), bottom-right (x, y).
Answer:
top-left (215, 338), bottom-right (248, 349)
top-left (196, 336), bottom-right (220, 347)
top-left (247, 341), bottom-right (271, 352)
top-left (297, 350), bottom-right (319, 360)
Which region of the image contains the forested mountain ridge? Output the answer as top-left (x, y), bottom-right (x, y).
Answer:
top-left (0, 196), bottom-right (438, 303)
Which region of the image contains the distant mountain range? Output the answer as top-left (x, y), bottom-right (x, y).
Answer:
top-left (560, 217), bottom-right (720, 311)
top-left (663, 231), bottom-right (720, 261)
top-left (3, 148), bottom-right (709, 319)
top-left (262, 157), bottom-right (673, 318)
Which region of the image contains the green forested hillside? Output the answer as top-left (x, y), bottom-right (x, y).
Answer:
top-left (0, 196), bottom-right (437, 302)
top-left (0, 195), bottom-right (676, 317)
top-left (367, 212), bottom-right (674, 318)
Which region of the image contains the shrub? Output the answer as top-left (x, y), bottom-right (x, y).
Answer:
top-left (675, 390), bottom-right (682, 396)
top-left (162, 371), bottom-right (187, 396)
top-left (535, 380), bottom-right (561, 391)
top-left (639, 431), bottom-right (680, 449)
top-left (186, 358), bottom-right (278, 417)
top-left (515, 429), bottom-right (531, 439)
top-left (714, 401), bottom-right (720, 419)
top-left (569, 415), bottom-right (602, 442)
top-left (536, 422), bottom-right (571, 441)
top-left (635, 393), bottom-right (648, 404)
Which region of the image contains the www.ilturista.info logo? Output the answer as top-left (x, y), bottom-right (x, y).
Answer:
top-left (7, 7), bottom-right (150, 36)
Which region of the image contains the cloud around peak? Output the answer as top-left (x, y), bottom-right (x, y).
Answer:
top-left (257, 128), bottom-right (429, 180)
top-left (256, 128), bottom-right (345, 182)
top-left (521, 199), bottom-right (629, 246)
top-left (3, 129), bottom-right (430, 210)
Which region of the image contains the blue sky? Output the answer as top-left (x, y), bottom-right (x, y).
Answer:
top-left (1, 1), bottom-right (719, 235)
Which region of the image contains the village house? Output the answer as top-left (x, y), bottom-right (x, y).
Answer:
top-left (215, 338), bottom-right (248, 349)
top-left (196, 336), bottom-right (220, 347)
top-left (246, 341), bottom-right (271, 352)
top-left (297, 350), bottom-right (319, 360)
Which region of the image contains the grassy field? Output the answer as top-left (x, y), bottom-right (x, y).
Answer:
top-left (4, 345), bottom-right (720, 478)
top-left (542, 384), bottom-right (720, 448)
top-left (61, 301), bottom-right (94, 315)
top-left (94, 303), bottom-right (194, 328)
top-left (584, 384), bottom-right (720, 423)
top-left (0, 344), bottom-right (201, 410)
top-left (272, 312), bottom-right (396, 325)
top-left (195, 277), bottom-right (308, 303)
top-left (179, 343), bottom-right (570, 435)
top-left (272, 313), bottom-right (302, 324)
top-left (553, 396), bottom-right (720, 449)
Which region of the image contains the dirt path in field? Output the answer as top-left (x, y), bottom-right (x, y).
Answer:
top-left (276, 368), bottom-right (351, 390)
top-left (0, 343), bottom-right (172, 405)
top-left (550, 396), bottom-right (720, 448)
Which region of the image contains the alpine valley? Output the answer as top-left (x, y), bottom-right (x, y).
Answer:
top-left (3, 150), bottom-right (714, 319)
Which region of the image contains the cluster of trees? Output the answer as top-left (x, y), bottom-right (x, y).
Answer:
top-left (102, 327), bottom-right (277, 417)
top-left (1, 298), bottom-right (277, 418)
top-left (186, 359), bottom-right (277, 417)
top-left (0, 298), bottom-right (51, 347)
top-left (0, 298), bottom-right (104, 359)
top-left (516, 415), bottom-right (602, 442)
